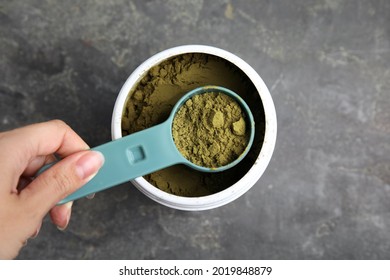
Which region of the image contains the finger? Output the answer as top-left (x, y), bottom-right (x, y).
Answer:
top-left (0, 120), bottom-right (89, 189)
top-left (50, 202), bottom-right (73, 230)
top-left (22, 154), bottom-right (57, 177)
top-left (30, 221), bottom-right (42, 239)
top-left (20, 150), bottom-right (104, 217)
top-left (86, 193), bottom-right (95, 199)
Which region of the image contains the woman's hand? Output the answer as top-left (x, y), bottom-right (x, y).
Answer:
top-left (0, 120), bottom-right (104, 259)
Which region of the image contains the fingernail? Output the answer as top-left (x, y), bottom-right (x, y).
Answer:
top-left (57, 202), bottom-right (73, 231)
top-left (30, 230), bottom-right (39, 239)
top-left (57, 225), bottom-right (67, 231)
top-left (30, 224), bottom-right (42, 239)
top-left (75, 151), bottom-right (104, 180)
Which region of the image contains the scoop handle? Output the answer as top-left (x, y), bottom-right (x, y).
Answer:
top-left (38, 120), bottom-right (183, 204)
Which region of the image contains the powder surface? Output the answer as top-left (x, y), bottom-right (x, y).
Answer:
top-left (172, 92), bottom-right (249, 168)
top-left (122, 53), bottom-right (264, 197)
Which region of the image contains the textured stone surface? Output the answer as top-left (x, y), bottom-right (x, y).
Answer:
top-left (0, 0), bottom-right (389, 259)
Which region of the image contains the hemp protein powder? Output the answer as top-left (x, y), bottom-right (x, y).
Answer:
top-left (122, 53), bottom-right (263, 197)
top-left (172, 92), bottom-right (249, 168)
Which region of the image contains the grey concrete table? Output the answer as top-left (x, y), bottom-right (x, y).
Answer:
top-left (1, 0), bottom-right (389, 259)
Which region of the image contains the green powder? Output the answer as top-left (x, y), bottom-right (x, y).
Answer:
top-left (122, 53), bottom-right (264, 197)
top-left (172, 92), bottom-right (249, 168)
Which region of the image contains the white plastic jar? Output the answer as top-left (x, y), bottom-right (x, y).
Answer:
top-left (111, 45), bottom-right (277, 211)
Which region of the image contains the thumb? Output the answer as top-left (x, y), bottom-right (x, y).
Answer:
top-left (22, 150), bottom-right (104, 216)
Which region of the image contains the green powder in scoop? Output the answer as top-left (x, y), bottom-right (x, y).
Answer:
top-left (172, 92), bottom-right (249, 168)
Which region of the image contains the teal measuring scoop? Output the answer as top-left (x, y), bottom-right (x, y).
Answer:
top-left (39, 86), bottom-right (255, 204)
